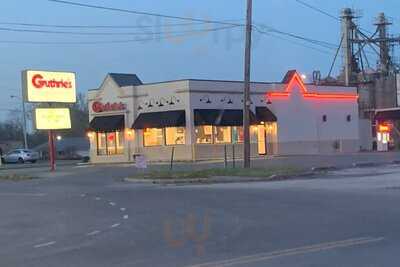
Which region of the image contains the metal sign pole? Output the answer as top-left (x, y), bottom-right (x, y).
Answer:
top-left (48, 130), bottom-right (56, 172)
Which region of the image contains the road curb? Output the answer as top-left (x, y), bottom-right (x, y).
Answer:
top-left (352, 162), bottom-right (381, 168)
top-left (123, 160), bottom-right (400, 186)
top-left (123, 171), bottom-right (319, 185)
top-left (311, 166), bottom-right (338, 172)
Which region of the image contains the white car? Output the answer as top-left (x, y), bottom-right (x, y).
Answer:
top-left (1, 149), bottom-right (40, 164)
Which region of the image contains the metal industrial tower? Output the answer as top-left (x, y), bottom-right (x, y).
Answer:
top-left (340, 8), bottom-right (400, 86)
top-left (341, 8), bottom-right (357, 86)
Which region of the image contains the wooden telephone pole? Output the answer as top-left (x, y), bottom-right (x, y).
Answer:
top-left (243, 0), bottom-right (253, 168)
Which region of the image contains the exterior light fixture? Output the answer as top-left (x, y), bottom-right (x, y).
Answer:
top-left (200, 96), bottom-right (212, 104)
top-left (147, 99), bottom-right (156, 108)
top-left (158, 97), bottom-right (167, 107)
top-left (169, 96), bottom-right (178, 105)
top-left (125, 129), bottom-right (134, 141)
top-left (56, 135), bottom-right (62, 141)
top-left (221, 97), bottom-right (233, 104)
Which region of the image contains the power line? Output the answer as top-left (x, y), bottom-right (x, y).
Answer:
top-left (294, 0), bottom-right (374, 35)
top-left (0, 25), bottom-right (240, 36)
top-left (0, 25), bottom-right (241, 45)
top-left (294, 0), bottom-right (339, 21)
top-left (254, 24), bottom-right (338, 51)
top-left (0, 21), bottom-right (212, 29)
top-left (48, 0), bottom-right (244, 27)
top-left (262, 31), bottom-right (334, 55)
top-left (46, 0), bottom-right (337, 53)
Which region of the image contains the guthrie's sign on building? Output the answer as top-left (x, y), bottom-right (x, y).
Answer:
top-left (22, 70), bottom-right (76, 103)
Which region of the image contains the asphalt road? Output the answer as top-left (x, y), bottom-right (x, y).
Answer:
top-left (1, 163), bottom-right (400, 266)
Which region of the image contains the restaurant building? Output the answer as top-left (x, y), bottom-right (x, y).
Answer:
top-left (87, 70), bottom-right (360, 163)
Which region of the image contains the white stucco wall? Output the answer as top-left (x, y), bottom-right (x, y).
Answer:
top-left (268, 83), bottom-right (359, 154)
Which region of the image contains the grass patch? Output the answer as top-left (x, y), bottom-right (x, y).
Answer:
top-left (0, 174), bottom-right (36, 181)
top-left (133, 167), bottom-right (305, 180)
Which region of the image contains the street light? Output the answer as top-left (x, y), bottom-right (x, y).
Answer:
top-left (10, 95), bottom-right (28, 149)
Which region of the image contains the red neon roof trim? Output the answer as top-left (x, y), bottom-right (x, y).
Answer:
top-left (267, 72), bottom-right (358, 100)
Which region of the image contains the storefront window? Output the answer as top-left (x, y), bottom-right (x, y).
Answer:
top-left (214, 126), bottom-right (232, 144)
top-left (107, 132), bottom-right (117, 155)
top-left (195, 126), bottom-right (213, 144)
top-left (97, 131), bottom-right (124, 156)
top-left (250, 126), bottom-right (259, 143)
top-left (97, 132), bottom-right (107, 155)
top-left (143, 128), bottom-right (164, 147)
top-left (116, 131), bottom-right (124, 154)
top-left (196, 125), bottom-right (257, 144)
top-left (166, 127), bottom-right (186, 145)
top-left (232, 127), bottom-right (244, 144)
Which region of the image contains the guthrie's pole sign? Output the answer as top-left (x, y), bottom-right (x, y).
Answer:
top-left (21, 69), bottom-right (77, 172)
top-left (22, 70), bottom-right (76, 103)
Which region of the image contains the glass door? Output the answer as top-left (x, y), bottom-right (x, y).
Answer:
top-left (257, 125), bottom-right (266, 155)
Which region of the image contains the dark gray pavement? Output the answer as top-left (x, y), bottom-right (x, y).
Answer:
top-left (1, 154), bottom-right (400, 266)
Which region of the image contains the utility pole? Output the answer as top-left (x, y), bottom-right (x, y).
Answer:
top-left (243, 0), bottom-right (253, 168)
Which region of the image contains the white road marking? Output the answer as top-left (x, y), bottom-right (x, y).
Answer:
top-left (123, 215), bottom-right (129, 220)
top-left (80, 194), bottom-right (86, 197)
top-left (109, 202), bottom-right (116, 206)
top-left (75, 165), bottom-right (90, 168)
top-left (186, 237), bottom-right (384, 267)
top-left (34, 241), bottom-right (56, 248)
top-left (0, 193), bottom-right (46, 197)
top-left (110, 223), bottom-right (121, 228)
top-left (87, 230), bottom-right (100, 236)
top-left (120, 208), bottom-right (126, 211)
top-left (95, 197), bottom-right (101, 201)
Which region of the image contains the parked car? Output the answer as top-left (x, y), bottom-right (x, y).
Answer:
top-left (1, 149), bottom-right (40, 164)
